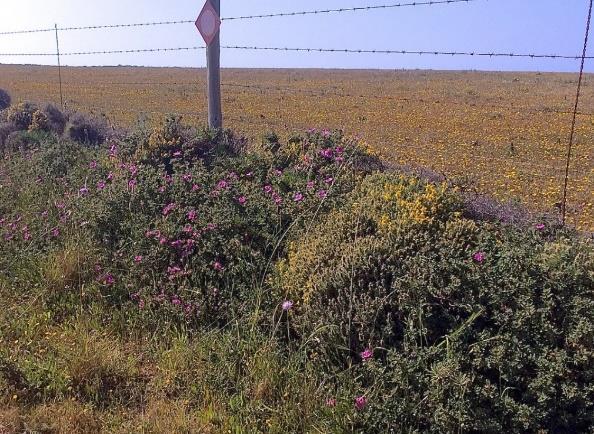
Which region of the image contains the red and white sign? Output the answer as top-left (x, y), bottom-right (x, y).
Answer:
top-left (196, 1), bottom-right (221, 46)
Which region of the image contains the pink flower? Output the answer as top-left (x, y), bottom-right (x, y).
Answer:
top-left (128, 164), bottom-right (138, 176)
top-left (173, 150), bottom-right (182, 157)
top-left (360, 348), bottom-right (373, 361)
top-left (100, 273), bottom-right (115, 286)
top-left (320, 148), bottom-right (333, 159)
top-left (162, 203), bottom-right (176, 216)
top-left (322, 129), bottom-right (331, 139)
top-left (282, 300), bottom-right (293, 311)
top-left (273, 169), bottom-right (283, 177)
top-left (128, 179), bottom-right (137, 189)
top-left (97, 181), bottom-right (106, 190)
top-left (354, 396), bottom-right (367, 411)
top-left (79, 186), bottom-right (89, 196)
top-left (134, 255), bottom-right (143, 263)
top-left (107, 172), bottom-right (114, 181)
top-left (138, 299), bottom-right (145, 309)
top-left (50, 227), bottom-right (60, 238)
top-left (217, 179), bottom-right (229, 190)
top-left (293, 192), bottom-right (304, 202)
top-left (324, 177), bottom-right (334, 185)
top-left (326, 398), bottom-right (337, 408)
top-left (535, 223), bottom-right (545, 231)
top-left (187, 209), bottom-right (198, 222)
top-left (89, 160), bottom-right (97, 169)
top-left (213, 261), bottom-right (224, 272)
top-left (237, 196), bottom-right (247, 205)
top-left (306, 181), bottom-right (315, 190)
top-left (318, 190), bottom-right (328, 199)
top-left (192, 184), bottom-right (201, 192)
top-left (182, 173), bottom-right (192, 182)
top-left (264, 185), bottom-right (273, 194)
top-left (473, 251), bottom-right (486, 264)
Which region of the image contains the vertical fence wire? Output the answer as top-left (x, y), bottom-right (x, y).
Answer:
top-left (54, 24), bottom-right (64, 108)
top-left (561, 0), bottom-right (593, 225)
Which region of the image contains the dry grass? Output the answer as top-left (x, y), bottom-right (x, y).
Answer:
top-left (0, 65), bottom-right (592, 229)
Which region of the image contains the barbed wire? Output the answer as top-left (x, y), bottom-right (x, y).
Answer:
top-left (221, 45), bottom-right (594, 60)
top-left (0, 47), bottom-right (205, 56)
top-left (221, 0), bottom-right (480, 21)
top-left (0, 20), bottom-right (195, 36)
top-left (2, 44), bottom-right (592, 60)
top-left (0, 0), bottom-right (479, 35)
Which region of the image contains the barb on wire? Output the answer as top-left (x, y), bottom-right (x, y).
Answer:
top-left (561, 0), bottom-right (593, 225)
top-left (221, 0), bottom-right (479, 20)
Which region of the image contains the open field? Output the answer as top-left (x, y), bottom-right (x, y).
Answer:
top-left (1, 65), bottom-right (592, 229)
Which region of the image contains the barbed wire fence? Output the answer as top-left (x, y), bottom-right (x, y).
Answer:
top-left (0, 0), bottom-right (592, 226)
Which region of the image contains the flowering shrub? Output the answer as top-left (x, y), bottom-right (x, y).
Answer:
top-left (1, 108), bottom-right (592, 432)
top-left (7, 101), bottom-right (37, 130)
top-left (279, 172), bottom-right (594, 432)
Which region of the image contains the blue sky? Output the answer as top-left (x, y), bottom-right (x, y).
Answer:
top-left (0, 0), bottom-right (591, 72)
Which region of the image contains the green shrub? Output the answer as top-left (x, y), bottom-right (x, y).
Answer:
top-left (64, 112), bottom-right (108, 146)
top-left (43, 104), bottom-right (67, 134)
top-left (280, 172), bottom-right (594, 432)
top-left (7, 101), bottom-right (37, 130)
top-left (0, 88), bottom-right (10, 111)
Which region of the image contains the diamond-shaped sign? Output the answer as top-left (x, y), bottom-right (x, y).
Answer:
top-left (196, 1), bottom-right (221, 46)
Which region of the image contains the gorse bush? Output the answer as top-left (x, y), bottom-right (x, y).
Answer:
top-left (7, 101), bottom-right (37, 130)
top-left (0, 106), bottom-right (592, 433)
top-left (280, 172), bottom-right (594, 432)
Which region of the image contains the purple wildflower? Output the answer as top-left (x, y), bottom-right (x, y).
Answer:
top-left (162, 203), bottom-right (176, 216)
top-left (355, 396), bottom-right (367, 411)
top-left (187, 209), bottom-right (198, 222)
top-left (293, 192), bottom-right (304, 202)
top-left (237, 196), bottom-right (247, 206)
top-left (360, 348), bottom-right (373, 361)
top-left (473, 251), bottom-right (486, 264)
top-left (89, 161), bottom-right (97, 169)
top-left (282, 300), bottom-right (294, 311)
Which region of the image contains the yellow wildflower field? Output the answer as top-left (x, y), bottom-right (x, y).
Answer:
top-left (1, 65), bottom-right (592, 230)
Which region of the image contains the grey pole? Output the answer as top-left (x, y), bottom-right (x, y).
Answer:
top-left (207, 0), bottom-right (222, 129)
